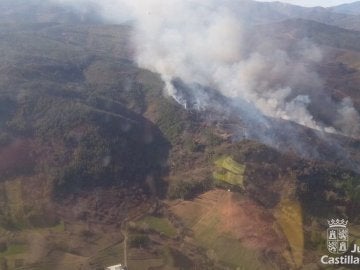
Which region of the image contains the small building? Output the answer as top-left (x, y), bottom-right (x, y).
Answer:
top-left (105, 264), bottom-right (127, 270)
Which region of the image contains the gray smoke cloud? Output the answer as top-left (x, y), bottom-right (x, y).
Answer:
top-left (53, 0), bottom-right (360, 140)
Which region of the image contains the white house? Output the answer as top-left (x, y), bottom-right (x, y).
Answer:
top-left (105, 264), bottom-right (126, 270)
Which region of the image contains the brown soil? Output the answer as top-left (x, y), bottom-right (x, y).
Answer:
top-left (219, 192), bottom-right (286, 252)
top-left (0, 139), bottom-right (34, 175)
top-left (171, 189), bottom-right (287, 254)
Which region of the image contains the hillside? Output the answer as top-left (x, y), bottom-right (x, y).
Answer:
top-left (252, 18), bottom-right (360, 106)
top-left (2, 0), bottom-right (360, 32)
top-left (221, 0), bottom-right (360, 31)
top-left (0, 0), bottom-right (100, 24)
top-left (0, 1), bottom-right (360, 270)
top-left (329, 1), bottom-right (360, 15)
top-left (259, 1), bottom-right (360, 31)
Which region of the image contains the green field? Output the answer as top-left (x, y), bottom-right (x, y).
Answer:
top-left (213, 156), bottom-right (246, 188)
top-left (171, 190), bottom-right (276, 269)
top-left (136, 216), bottom-right (177, 238)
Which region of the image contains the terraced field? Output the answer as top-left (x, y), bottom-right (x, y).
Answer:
top-left (213, 156), bottom-right (246, 188)
top-left (170, 190), bottom-right (285, 269)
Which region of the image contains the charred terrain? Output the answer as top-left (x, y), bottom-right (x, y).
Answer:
top-left (0, 1), bottom-right (360, 270)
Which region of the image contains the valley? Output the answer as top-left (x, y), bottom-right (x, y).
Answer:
top-left (0, 1), bottom-right (360, 269)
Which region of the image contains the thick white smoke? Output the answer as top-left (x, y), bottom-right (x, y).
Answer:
top-left (336, 98), bottom-right (360, 137)
top-left (54, 0), bottom-right (360, 138)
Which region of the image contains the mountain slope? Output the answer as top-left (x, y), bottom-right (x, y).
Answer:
top-left (259, 1), bottom-right (360, 30)
top-left (226, 0), bottom-right (360, 31)
top-left (2, 0), bottom-right (360, 32)
top-left (329, 1), bottom-right (360, 15)
top-left (1, 3), bottom-right (360, 270)
top-left (0, 0), bottom-right (101, 24)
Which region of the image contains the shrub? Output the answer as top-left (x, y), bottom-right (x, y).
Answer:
top-left (156, 100), bottom-right (186, 144)
top-left (129, 234), bottom-right (150, 248)
top-left (167, 178), bottom-right (213, 200)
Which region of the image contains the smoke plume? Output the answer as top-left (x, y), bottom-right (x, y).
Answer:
top-left (54, 0), bottom-right (360, 140)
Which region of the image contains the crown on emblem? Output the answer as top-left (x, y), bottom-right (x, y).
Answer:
top-left (328, 219), bottom-right (348, 228)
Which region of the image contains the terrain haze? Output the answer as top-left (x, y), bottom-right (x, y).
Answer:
top-left (0, 0), bottom-right (359, 270)
top-left (258, 0), bottom-right (359, 7)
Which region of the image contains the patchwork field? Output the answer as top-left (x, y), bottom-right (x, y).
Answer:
top-left (170, 189), bottom-right (287, 269)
